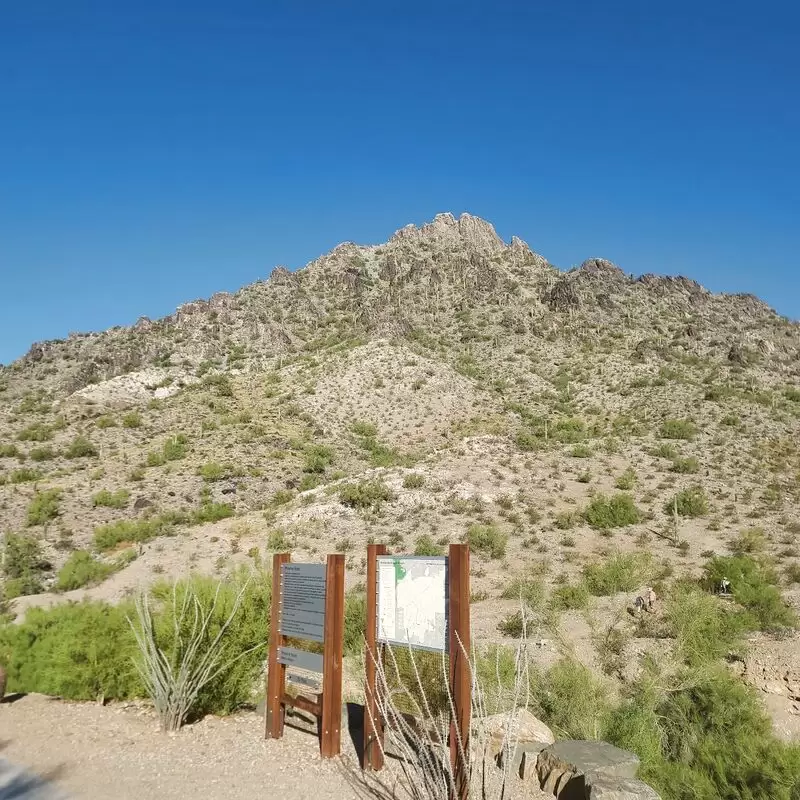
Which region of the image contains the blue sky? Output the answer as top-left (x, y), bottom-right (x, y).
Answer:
top-left (1, 0), bottom-right (798, 365)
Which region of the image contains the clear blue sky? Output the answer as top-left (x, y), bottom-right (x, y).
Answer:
top-left (1, 0), bottom-right (798, 365)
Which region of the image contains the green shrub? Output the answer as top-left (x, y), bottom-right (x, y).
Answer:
top-left (0, 601), bottom-right (142, 701)
top-left (615, 468), bottom-right (637, 490)
top-left (584, 552), bottom-right (650, 596)
top-left (0, 572), bottom-right (270, 716)
top-left (585, 493), bottom-right (641, 529)
top-left (147, 571), bottom-right (269, 717)
top-left (536, 658), bottom-right (610, 739)
top-left (1, 533), bottom-right (48, 598)
top-left (659, 419), bottom-right (697, 441)
top-left (514, 429), bottom-right (539, 452)
top-left (337, 479), bottom-right (395, 511)
top-left (609, 668), bottom-right (800, 800)
top-left (402, 473), bottom-right (426, 489)
top-left (95, 415), bottom-right (117, 429)
top-left (16, 423), bottom-right (53, 442)
top-left (551, 583), bottom-right (590, 611)
top-left (146, 449), bottom-right (167, 467)
top-left (93, 514), bottom-right (182, 551)
top-left (92, 489), bottom-right (130, 509)
top-left (498, 610), bottom-right (535, 638)
top-left (202, 373), bottom-right (234, 397)
top-left (198, 462), bottom-right (226, 482)
top-left (191, 501), bottom-right (234, 524)
top-left (343, 590), bottom-right (367, 656)
top-left (730, 527), bottom-right (767, 555)
top-left (27, 488), bottom-right (61, 526)
top-left (54, 551), bottom-right (116, 591)
top-left (413, 534), bottom-right (444, 556)
top-left (298, 474), bottom-right (321, 491)
top-left (502, 574), bottom-right (545, 607)
top-left (554, 510), bottom-right (577, 530)
top-left (122, 412), bottom-right (142, 428)
top-left (266, 529), bottom-right (291, 550)
top-left (383, 646), bottom-right (450, 717)
top-left (670, 456), bottom-right (700, 474)
top-left (29, 446), bottom-right (57, 462)
top-left (351, 420), bottom-right (378, 438)
top-left (553, 417), bottom-right (586, 444)
top-left (702, 555), bottom-right (797, 632)
top-left (269, 489), bottom-right (294, 506)
top-left (162, 434), bottom-right (188, 461)
top-left (354, 429), bottom-right (413, 467)
top-left (666, 485), bottom-right (709, 518)
top-left (10, 467), bottom-right (42, 483)
top-left (652, 443), bottom-right (678, 459)
top-left (465, 523), bottom-right (507, 559)
top-left (65, 435), bottom-right (97, 458)
top-left (0, 443), bottom-right (21, 458)
top-left (665, 584), bottom-right (749, 667)
top-left (302, 444), bottom-right (334, 474)
top-left (570, 443), bottom-right (594, 458)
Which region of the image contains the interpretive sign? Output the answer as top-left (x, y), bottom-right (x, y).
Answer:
top-left (266, 553), bottom-right (345, 758)
top-left (376, 556), bottom-right (448, 651)
top-left (279, 563), bottom-right (326, 642)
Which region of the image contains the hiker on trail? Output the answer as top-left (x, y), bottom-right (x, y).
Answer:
top-left (633, 596), bottom-right (646, 614)
top-left (720, 577), bottom-right (731, 595)
top-left (646, 587), bottom-right (657, 612)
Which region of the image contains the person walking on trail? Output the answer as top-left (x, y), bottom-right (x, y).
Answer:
top-left (645, 586), bottom-right (657, 612)
top-left (633, 595), bottom-right (646, 614)
top-left (720, 576), bottom-right (731, 595)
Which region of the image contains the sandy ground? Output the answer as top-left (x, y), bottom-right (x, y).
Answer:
top-left (0, 695), bottom-right (550, 800)
top-left (0, 695), bottom-right (367, 800)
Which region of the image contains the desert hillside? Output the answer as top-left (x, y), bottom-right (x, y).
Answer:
top-left (2, 212), bottom-right (799, 740)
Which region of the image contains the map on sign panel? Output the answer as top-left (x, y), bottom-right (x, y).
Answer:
top-left (377, 556), bottom-right (447, 651)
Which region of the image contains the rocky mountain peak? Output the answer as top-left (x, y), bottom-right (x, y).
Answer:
top-left (390, 212), bottom-right (505, 253)
top-left (576, 258), bottom-right (625, 277)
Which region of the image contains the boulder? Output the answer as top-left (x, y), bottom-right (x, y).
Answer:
top-left (537, 741), bottom-right (641, 799)
top-left (486, 709), bottom-right (555, 756)
top-left (586, 773), bottom-right (662, 799)
top-left (485, 709), bottom-right (554, 778)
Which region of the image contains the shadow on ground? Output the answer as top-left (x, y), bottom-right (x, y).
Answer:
top-left (0, 737), bottom-right (69, 800)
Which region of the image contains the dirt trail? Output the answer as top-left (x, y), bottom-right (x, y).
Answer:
top-left (0, 694), bottom-right (551, 800)
top-left (0, 695), bottom-right (362, 800)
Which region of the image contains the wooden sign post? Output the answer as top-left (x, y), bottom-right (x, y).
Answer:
top-left (448, 544), bottom-right (471, 800)
top-left (364, 543), bottom-right (388, 771)
top-left (363, 543), bottom-right (471, 800)
top-left (265, 552), bottom-right (345, 758)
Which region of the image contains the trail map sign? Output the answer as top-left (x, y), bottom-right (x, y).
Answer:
top-left (377, 556), bottom-right (447, 651)
top-left (364, 544), bottom-right (471, 800)
top-left (265, 553), bottom-right (344, 758)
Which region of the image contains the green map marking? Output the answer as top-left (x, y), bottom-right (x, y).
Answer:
top-left (393, 558), bottom-right (406, 581)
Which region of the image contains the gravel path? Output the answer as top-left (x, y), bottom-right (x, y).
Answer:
top-left (0, 695), bottom-right (366, 800)
top-left (0, 695), bottom-right (551, 800)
